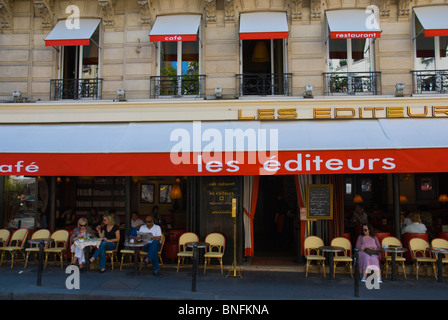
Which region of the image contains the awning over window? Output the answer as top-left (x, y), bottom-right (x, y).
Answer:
top-left (326, 10), bottom-right (381, 39)
top-left (0, 119), bottom-right (447, 176)
top-left (44, 19), bottom-right (101, 47)
top-left (239, 12), bottom-right (288, 40)
top-left (414, 6), bottom-right (448, 37)
top-left (149, 15), bottom-right (201, 42)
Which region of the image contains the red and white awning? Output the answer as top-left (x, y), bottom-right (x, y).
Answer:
top-left (239, 12), bottom-right (288, 40)
top-left (0, 119), bottom-right (447, 176)
top-left (414, 6), bottom-right (448, 37)
top-left (44, 19), bottom-right (101, 47)
top-left (149, 15), bottom-right (201, 42)
top-left (326, 10), bottom-right (381, 39)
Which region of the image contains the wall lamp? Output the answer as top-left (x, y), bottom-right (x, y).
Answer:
top-left (303, 85), bottom-right (313, 98)
top-left (395, 83), bottom-right (405, 97)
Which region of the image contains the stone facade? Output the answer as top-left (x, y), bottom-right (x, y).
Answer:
top-left (0, 0), bottom-right (446, 101)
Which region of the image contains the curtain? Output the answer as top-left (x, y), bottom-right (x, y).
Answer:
top-left (329, 175), bottom-right (345, 240)
top-left (243, 175), bottom-right (259, 257)
top-left (295, 175), bottom-right (312, 255)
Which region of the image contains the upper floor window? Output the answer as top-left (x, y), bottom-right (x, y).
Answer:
top-left (45, 19), bottom-right (102, 100)
top-left (412, 6), bottom-right (448, 94)
top-left (324, 10), bottom-right (381, 95)
top-left (237, 12), bottom-right (291, 96)
top-left (149, 15), bottom-right (204, 98)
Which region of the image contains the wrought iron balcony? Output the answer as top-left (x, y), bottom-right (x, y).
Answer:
top-left (236, 73), bottom-right (292, 97)
top-left (150, 75), bottom-right (206, 98)
top-left (323, 72), bottom-right (381, 95)
top-left (411, 70), bottom-right (448, 94)
top-left (50, 78), bottom-right (103, 100)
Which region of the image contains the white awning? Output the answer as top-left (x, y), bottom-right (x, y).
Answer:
top-left (44, 19), bottom-right (101, 47)
top-left (239, 12), bottom-right (288, 40)
top-left (414, 6), bottom-right (448, 37)
top-left (326, 10), bottom-right (381, 39)
top-left (0, 119), bottom-right (446, 176)
top-left (149, 15), bottom-right (201, 42)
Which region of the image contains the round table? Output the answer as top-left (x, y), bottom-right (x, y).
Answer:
top-left (429, 247), bottom-right (448, 283)
top-left (124, 241), bottom-right (147, 276)
top-left (383, 246), bottom-right (407, 281)
top-left (319, 246), bottom-right (344, 280)
top-left (28, 238), bottom-right (54, 286)
top-left (185, 242), bottom-right (210, 292)
top-left (71, 239), bottom-right (102, 272)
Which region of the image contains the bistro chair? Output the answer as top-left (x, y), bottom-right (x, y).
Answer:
top-left (0, 228), bottom-right (29, 268)
top-left (139, 234), bottom-right (166, 270)
top-left (106, 246), bottom-right (118, 270)
top-left (0, 229), bottom-right (11, 247)
top-left (177, 232), bottom-right (199, 272)
top-left (331, 237), bottom-right (353, 278)
top-left (431, 238), bottom-right (448, 277)
top-left (203, 233), bottom-right (225, 274)
top-left (44, 230), bottom-right (69, 268)
top-left (24, 229), bottom-right (50, 268)
top-left (304, 236), bottom-right (326, 278)
top-left (410, 238), bottom-right (437, 280)
top-left (382, 236), bottom-right (407, 279)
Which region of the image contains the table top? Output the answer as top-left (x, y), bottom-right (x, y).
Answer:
top-left (319, 246), bottom-right (344, 252)
top-left (72, 239), bottom-right (102, 249)
top-left (429, 247), bottom-right (448, 254)
top-left (185, 242), bottom-right (210, 249)
top-left (124, 241), bottom-right (147, 247)
top-left (28, 238), bottom-right (53, 244)
top-left (383, 246), bottom-right (407, 253)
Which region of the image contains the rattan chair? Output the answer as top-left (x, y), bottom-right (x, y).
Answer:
top-left (382, 236), bottom-right (407, 279)
top-left (304, 236), bottom-right (326, 278)
top-left (24, 229), bottom-right (50, 268)
top-left (0, 229), bottom-right (10, 247)
top-left (139, 234), bottom-right (166, 270)
top-left (0, 228), bottom-right (29, 268)
top-left (410, 238), bottom-right (437, 279)
top-left (44, 230), bottom-right (69, 268)
top-left (203, 233), bottom-right (225, 274)
top-left (331, 237), bottom-right (353, 278)
top-left (177, 232), bottom-right (199, 272)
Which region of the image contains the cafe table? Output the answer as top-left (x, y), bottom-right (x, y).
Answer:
top-left (383, 246), bottom-right (407, 281)
top-left (319, 246), bottom-right (344, 280)
top-left (123, 240), bottom-right (147, 276)
top-left (185, 242), bottom-right (210, 292)
top-left (428, 247), bottom-right (448, 283)
top-left (28, 238), bottom-right (54, 286)
top-left (71, 238), bottom-right (102, 272)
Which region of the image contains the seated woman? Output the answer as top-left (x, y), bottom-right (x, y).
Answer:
top-left (89, 214), bottom-right (120, 273)
top-left (356, 223), bottom-right (382, 283)
top-left (71, 217), bottom-right (94, 270)
top-left (402, 212), bottom-right (427, 234)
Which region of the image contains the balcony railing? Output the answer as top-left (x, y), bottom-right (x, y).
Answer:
top-left (150, 75), bottom-right (206, 98)
top-left (411, 70), bottom-right (448, 94)
top-left (236, 73), bottom-right (292, 97)
top-left (323, 72), bottom-right (381, 95)
top-left (50, 78), bottom-right (103, 100)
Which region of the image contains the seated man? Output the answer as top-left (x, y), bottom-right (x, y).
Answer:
top-left (138, 216), bottom-right (162, 277)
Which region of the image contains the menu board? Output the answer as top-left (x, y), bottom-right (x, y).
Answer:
top-left (203, 176), bottom-right (240, 215)
top-left (306, 184), bottom-right (333, 220)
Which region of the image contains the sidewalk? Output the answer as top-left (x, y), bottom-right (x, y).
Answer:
top-left (1, 262), bottom-right (448, 301)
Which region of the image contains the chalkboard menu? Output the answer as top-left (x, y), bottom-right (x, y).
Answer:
top-left (203, 176), bottom-right (240, 215)
top-left (306, 184), bottom-right (333, 220)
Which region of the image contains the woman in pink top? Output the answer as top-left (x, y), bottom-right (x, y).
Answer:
top-left (356, 223), bottom-right (382, 283)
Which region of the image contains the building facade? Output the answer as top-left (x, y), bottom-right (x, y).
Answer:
top-left (0, 0), bottom-right (448, 264)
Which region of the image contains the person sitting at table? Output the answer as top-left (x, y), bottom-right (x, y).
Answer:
top-left (402, 212), bottom-right (427, 234)
top-left (89, 214), bottom-right (120, 273)
top-left (138, 216), bottom-right (162, 277)
top-left (356, 223), bottom-right (382, 283)
top-left (71, 217), bottom-right (94, 270)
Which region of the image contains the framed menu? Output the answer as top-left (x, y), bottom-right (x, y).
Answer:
top-left (306, 184), bottom-right (333, 220)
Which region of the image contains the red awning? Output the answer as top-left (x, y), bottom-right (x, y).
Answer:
top-left (0, 120), bottom-right (447, 176)
top-left (149, 15), bottom-right (201, 42)
top-left (414, 6), bottom-right (448, 37)
top-left (44, 19), bottom-right (101, 47)
top-left (239, 12), bottom-right (288, 40)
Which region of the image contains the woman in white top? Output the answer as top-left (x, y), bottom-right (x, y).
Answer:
top-left (402, 212), bottom-right (427, 234)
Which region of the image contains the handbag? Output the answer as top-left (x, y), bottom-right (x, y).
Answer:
top-left (364, 248), bottom-right (379, 256)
